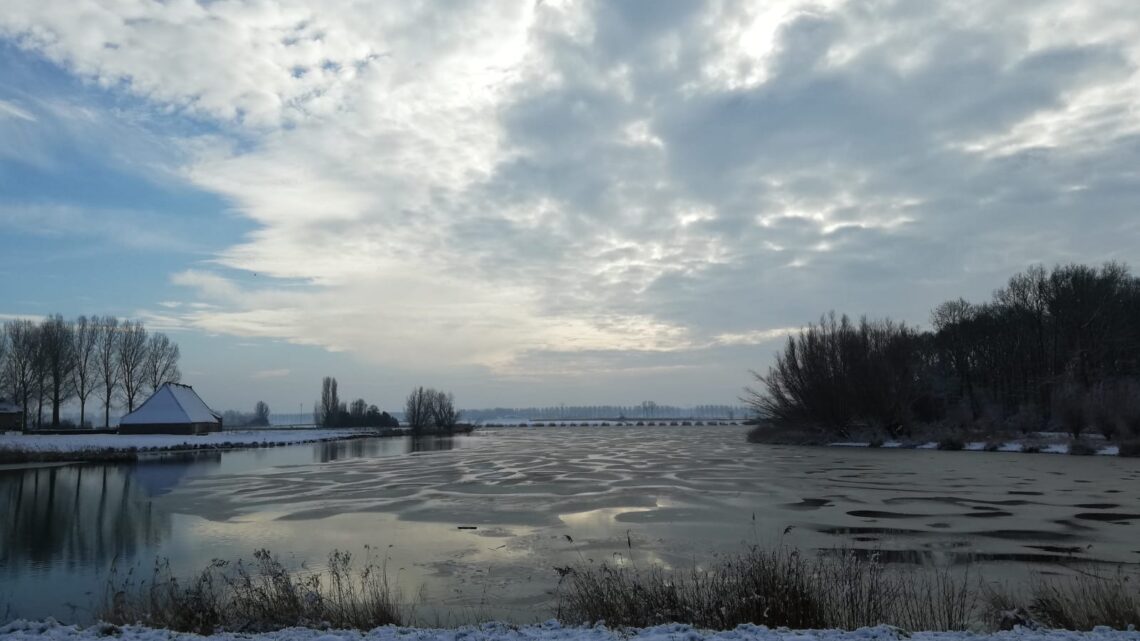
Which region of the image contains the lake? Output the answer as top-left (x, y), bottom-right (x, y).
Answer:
top-left (2, 426), bottom-right (1139, 624)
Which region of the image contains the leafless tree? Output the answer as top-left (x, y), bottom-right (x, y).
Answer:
top-left (95, 316), bottom-right (120, 428)
top-left (117, 320), bottom-right (148, 413)
top-left (253, 401), bottom-right (271, 427)
top-left (144, 332), bottom-right (181, 393)
top-left (317, 376), bottom-right (340, 426)
top-left (72, 315), bottom-right (101, 428)
top-left (404, 386), bottom-right (434, 434)
top-left (430, 389), bottom-right (460, 432)
top-left (3, 320), bottom-right (39, 430)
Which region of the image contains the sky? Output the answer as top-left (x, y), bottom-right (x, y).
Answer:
top-left (2, 1), bottom-right (1139, 414)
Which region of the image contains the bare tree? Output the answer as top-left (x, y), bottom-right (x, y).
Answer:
top-left (430, 389), bottom-right (460, 432)
top-left (317, 376), bottom-right (340, 426)
top-left (117, 320), bottom-right (148, 413)
top-left (72, 315), bottom-right (101, 428)
top-left (3, 320), bottom-right (39, 431)
top-left (143, 333), bottom-right (181, 393)
top-left (253, 401), bottom-right (271, 427)
top-left (404, 386), bottom-right (433, 434)
top-left (95, 316), bottom-right (120, 428)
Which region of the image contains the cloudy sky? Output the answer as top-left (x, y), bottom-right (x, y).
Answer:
top-left (2, 1), bottom-right (1138, 413)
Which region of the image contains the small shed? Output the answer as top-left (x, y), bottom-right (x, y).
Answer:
top-left (0, 399), bottom-right (24, 431)
top-left (119, 383), bottom-right (222, 435)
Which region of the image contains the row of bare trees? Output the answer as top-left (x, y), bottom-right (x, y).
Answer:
top-left (0, 315), bottom-right (181, 430)
top-left (313, 377), bottom-right (399, 428)
top-left (748, 263), bottom-right (1140, 439)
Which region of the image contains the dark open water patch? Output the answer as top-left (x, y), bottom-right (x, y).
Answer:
top-left (961, 510), bottom-right (1014, 518)
top-left (847, 510), bottom-right (930, 519)
top-left (783, 498), bottom-right (833, 510)
top-left (1074, 512), bottom-right (1140, 522)
top-left (1072, 503), bottom-right (1121, 509)
top-left (1025, 545), bottom-right (1086, 554)
top-left (815, 526), bottom-right (927, 536)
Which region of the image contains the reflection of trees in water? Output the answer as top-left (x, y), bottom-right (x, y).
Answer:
top-left (0, 465), bottom-right (171, 574)
top-left (408, 437), bottom-right (456, 453)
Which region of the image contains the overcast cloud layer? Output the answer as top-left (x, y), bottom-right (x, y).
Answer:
top-left (2, 1), bottom-right (1139, 406)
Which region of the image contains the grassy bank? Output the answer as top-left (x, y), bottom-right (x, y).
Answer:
top-left (556, 546), bottom-right (1140, 631)
top-left (75, 546), bottom-right (1140, 633)
top-left (100, 549), bottom-right (405, 633)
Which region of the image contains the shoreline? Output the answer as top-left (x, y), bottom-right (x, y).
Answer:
top-left (0, 428), bottom-right (419, 465)
top-left (748, 426), bottom-right (1137, 457)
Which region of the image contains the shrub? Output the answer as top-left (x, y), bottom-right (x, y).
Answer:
top-left (938, 436), bottom-right (964, 451)
top-left (1023, 444), bottom-right (1042, 454)
top-left (99, 549), bottom-right (403, 633)
top-left (1022, 571), bottom-right (1140, 630)
top-left (868, 438), bottom-right (884, 448)
top-left (556, 546), bottom-right (976, 631)
top-left (1069, 441), bottom-right (1097, 456)
top-left (1054, 383), bottom-right (1088, 439)
top-left (1118, 440), bottom-right (1140, 457)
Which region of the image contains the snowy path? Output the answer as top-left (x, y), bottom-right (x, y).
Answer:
top-left (2, 621), bottom-right (1138, 641)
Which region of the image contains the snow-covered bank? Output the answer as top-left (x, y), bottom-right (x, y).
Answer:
top-left (2, 621), bottom-right (1138, 641)
top-left (0, 429), bottom-right (405, 460)
top-left (827, 439), bottom-right (1123, 456)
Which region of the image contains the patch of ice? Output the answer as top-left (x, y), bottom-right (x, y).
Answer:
top-left (964, 442), bottom-right (987, 451)
top-left (1097, 446), bottom-right (1119, 456)
top-left (915, 441), bottom-right (938, 449)
top-left (998, 443), bottom-right (1023, 452)
top-left (1042, 444), bottom-right (1069, 454)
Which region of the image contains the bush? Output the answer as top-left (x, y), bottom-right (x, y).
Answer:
top-left (938, 436), bottom-right (964, 451)
top-left (1118, 440), bottom-right (1140, 457)
top-left (556, 546), bottom-right (977, 631)
top-left (1069, 441), bottom-right (1097, 456)
top-left (1055, 384), bottom-right (1088, 438)
top-left (99, 549), bottom-right (403, 633)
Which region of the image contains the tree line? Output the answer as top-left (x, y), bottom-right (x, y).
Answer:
top-left (747, 263), bottom-right (1140, 440)
top-left (314, 377), bottom-right (399, 428)
top-left (460, 403), bottom-right (746, 422)
top-left (0, 315), bottom-right (182, 430)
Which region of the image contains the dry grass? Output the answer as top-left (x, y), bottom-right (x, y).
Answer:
top-left (987, 570), bottom-right (1140, 630)
top-left (99, 548), bottom-right (405, 633)
top-left (555, 546), bottom-right (977, 631)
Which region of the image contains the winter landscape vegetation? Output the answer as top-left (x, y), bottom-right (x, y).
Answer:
top-left (3, 2), bottom-right (1140, 641)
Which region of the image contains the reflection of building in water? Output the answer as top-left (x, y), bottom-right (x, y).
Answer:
top-left (0, 465), bottom-right (171, 574)
top-left (130, 451), bottom-right (222, 496)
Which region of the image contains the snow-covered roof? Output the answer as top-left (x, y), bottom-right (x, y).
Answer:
top-left (0, 399), bottom-right (21, 414)
top-left (119, 383), bottom-right (221, 425)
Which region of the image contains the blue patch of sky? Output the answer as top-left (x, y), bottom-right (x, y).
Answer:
top-left (0, 42), bottom-right (258, 317)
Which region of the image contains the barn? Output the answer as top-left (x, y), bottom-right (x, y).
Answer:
top-left (119, 383), bottom-right (223, 435)
top-left (0, 399), bottom-right (24, 431)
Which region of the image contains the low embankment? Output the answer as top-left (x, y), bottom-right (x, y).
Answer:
top-left (0, 428), bottom-right (411, 464)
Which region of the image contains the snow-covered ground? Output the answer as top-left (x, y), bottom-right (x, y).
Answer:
top-left (2, 621), bottom-right (1138, 641)
top-left (0, 429), bottom-right (384, 453)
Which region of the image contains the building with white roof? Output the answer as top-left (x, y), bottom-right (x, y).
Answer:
top-left (118, 383), bottom-right (223, 435)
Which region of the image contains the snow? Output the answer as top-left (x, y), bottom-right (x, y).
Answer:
top-left (0, 429), bottom-right (378, 453)
top-left (120, 383), bottom-right (219, 425)
top-left (2, 620), bottom-right (1139, 641)
top-left (964, 442), bottom-right (987, 451)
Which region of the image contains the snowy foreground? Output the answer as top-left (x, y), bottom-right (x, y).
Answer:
top-left (0, 429), bottom-right (384, 453)
top-left (2, 621), bottom-right (1138, 641)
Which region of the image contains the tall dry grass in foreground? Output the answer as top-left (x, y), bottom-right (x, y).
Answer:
top-left (555, 546), bottom-right (976, 630)
top-left (556, 545), bottom-right (1140, 631)
top-left (100, 548), bottom-right (405, 633)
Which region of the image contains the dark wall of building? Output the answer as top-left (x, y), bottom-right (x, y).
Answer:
top-left (118, 422), bottom-right (221, 435)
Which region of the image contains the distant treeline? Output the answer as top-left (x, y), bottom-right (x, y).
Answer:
top-left (747, 263), bottom-right (1140, 441)
top-left (313, 377), bottom-right (399, 428)
top-left (1, 315), bottom-right (181, 430)
top-left (222, 401), bottom-right (272, 427)
top-left (461, 403), bottom-right (747, 422)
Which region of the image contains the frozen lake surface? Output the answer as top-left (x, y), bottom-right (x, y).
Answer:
top-left (2, 426), bottom-right (1139, 623)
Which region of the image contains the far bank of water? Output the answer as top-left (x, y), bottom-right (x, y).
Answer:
top-left (2, 427), bottom-right (1138, 624)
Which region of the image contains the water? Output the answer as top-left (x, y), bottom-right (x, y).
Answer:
top-left (2, 427), bottom-right (1139, 623)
